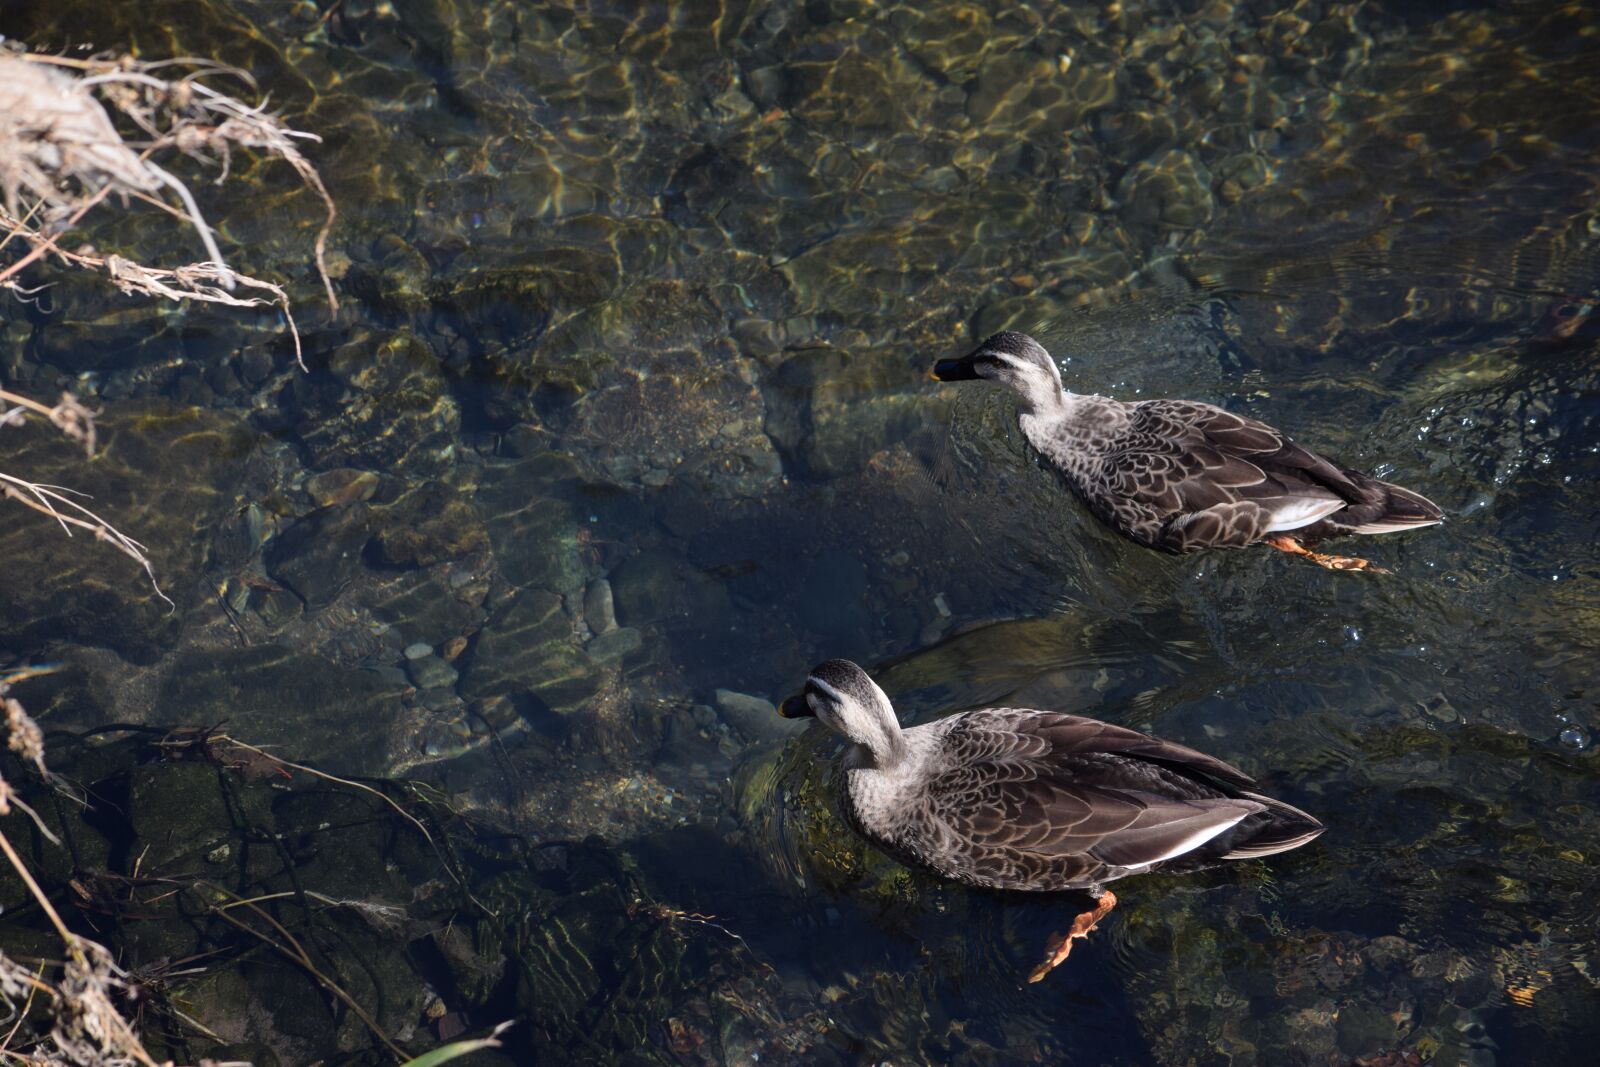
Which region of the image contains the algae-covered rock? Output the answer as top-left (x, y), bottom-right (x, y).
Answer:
top-left (128, 760), bottom-right (269, 871)
top-left (460, 589), bottom-right (606, 716)
top-left (407, 654), bottom-right (459, 690)
top-left (264, 502), bottom-right (376, 610)
top-left (299, 331), bottom-right (460, 478)
top-left (370, 481), bottom-right (490, 568)
top-left (585, 625), bottom-right (642, 664)
top-left (476, 455), bottom-right (590, 595)
top-left (1117, 148), bottom-right (1215, 231)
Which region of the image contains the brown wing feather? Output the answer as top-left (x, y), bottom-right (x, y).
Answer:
top-left (904, 711), bottom-right (1263, 890)
top-left (1098, 401), bottom-right (1372, 552)
top-left (1020, 711), bottom-right (1257, 788)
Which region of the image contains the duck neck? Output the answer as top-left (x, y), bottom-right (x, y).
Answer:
top-left (844, 706), bottom-right (908, 771)
top-left (1013, 376), bottom-right (1069, 419)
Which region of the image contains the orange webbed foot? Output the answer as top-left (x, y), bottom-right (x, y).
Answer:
top-left (1027, 890), bottom-right (1117, 983)
top-left (1264, 535), bottom-right (1389, 574)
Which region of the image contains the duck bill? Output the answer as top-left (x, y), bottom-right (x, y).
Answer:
top-left (777, 693), bottom-right (814, 718)
top-left (931, 357), bottom-right (980, 381)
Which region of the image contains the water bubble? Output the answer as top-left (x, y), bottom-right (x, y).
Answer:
top-left (1342, 625), bottom-right (1362, 645)
top-left (1558, 724), bottom-right (1590, 751)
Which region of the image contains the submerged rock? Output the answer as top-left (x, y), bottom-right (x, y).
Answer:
top-left (585, 625), bottom-right (642, 664)
top-left (582, 577), bottom-right (618, 635)
top-left (299, 331), bottom-right (460, 479)
top-left (303, 467), bottom-right (381, 508)
top-left (362, 563), bottom-right (491, 654)
top-left (1116, 149), bottom-right (1215, 231)
top-left (264, 503), bottom-right (375, 610)
top-left (714, 687), bottom-right (805, 743)
top-left (476, 455), bottom-right (591, 596)
top-left (613, 549), bottom-right (735, 629)
top-left (158, 644), bottom-right (414, 776)
top-left (407, 654), bottom-right (459, 690)
top-left (460, 589), bottom-right (605, 716)
top-left (370, 482), bottom-right (490, 568)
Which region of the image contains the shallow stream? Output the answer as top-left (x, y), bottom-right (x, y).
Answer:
top-left (1, 1), bottom-right (1598, 1064)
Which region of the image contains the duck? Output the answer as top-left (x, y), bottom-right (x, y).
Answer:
top-left (778, 658), bottom-right (1324, 981)
top-left (931, 331), bottom-right (1443, 571)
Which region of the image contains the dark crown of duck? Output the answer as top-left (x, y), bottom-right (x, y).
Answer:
top-left (932, 330), bottom-right (1054, 381)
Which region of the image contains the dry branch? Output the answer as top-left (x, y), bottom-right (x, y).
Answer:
top-left (0, 47), bottom-right (338, 314)
top-left (1, 671), bottom-right (170, 1066)
top-left (1, 41), bottom-right (339, 600)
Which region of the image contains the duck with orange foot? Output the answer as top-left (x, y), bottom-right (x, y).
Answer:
top-left (931, 332), bottom-right (1443, 571)
top-left (778, 660), bottom-right (1325, 982)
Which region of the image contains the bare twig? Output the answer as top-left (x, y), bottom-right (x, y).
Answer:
top-left (0, 389), bottom-right (97, 455)
top-left (0, 381), bottom-right (167, 604)
top-left (200, 884), bottom-right (406, 1061)
top-left (0, 185), bottom-right (114, 289)
top-left (161, 733), bottom-right (494, 916)
top-left (0, 472), bottom-right (171, 608)
top-left (0, 679), bottom-right (170, 1066)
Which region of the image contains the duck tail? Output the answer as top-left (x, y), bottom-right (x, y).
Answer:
top-left (1220, 792), bottom-right (1325, 860)
top-left (1343, 473), bottom-right (1445, 535)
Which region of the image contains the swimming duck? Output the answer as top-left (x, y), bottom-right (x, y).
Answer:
top-left (779, 659), bottom-right (1324, 981)
top-left (932, 331), bottom-right (1443, 571)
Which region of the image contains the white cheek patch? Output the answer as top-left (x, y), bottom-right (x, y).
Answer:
top-left (807, 675), bottom-right (847, 706)
top-left (990, 352), bottom-right (1021, 373)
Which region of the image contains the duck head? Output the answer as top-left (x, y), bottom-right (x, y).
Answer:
top-left (931, 331), bottom-right (1065, 415)
top-left (779, 659), bottom-right (907, 769)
